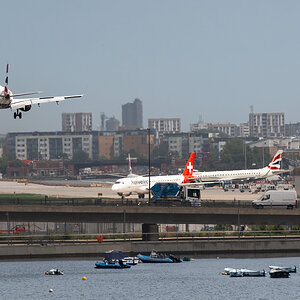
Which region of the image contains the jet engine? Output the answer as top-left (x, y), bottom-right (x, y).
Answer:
top-left (19, 105), bottom-right (32, 112)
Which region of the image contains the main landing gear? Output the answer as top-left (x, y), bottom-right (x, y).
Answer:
top-left (13, 110), bottom-right (22, 119)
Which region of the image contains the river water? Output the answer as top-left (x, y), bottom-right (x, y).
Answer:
top-left (1, 256), bottom-right (300, 299)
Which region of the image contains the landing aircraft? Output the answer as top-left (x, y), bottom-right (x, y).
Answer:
top-left (0, 64), bottom-right (83, 119)
top-left (112, 152), bottom-right (195, 198)
top-left (193, 150), bottom-right (284, 183)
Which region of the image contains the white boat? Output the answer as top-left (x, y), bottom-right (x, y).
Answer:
top-left (269, 265), bottom-right (296, 273)
top-left (240, 269), bottom-right (266, 277)
top-left (123, 257), bottom-right (141, 265)
top-left (45, 268), bottom-right (64, 275)
top-left (229, 269), bottom-right (243, 277)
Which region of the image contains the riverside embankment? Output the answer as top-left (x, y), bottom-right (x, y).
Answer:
top-left (1, 236), bottom-right (300, 260)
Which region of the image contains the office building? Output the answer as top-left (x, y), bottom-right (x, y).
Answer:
top-left (122, 98), bottom-right (143, 129)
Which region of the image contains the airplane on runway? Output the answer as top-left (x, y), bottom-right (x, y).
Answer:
top-left (193, 150), bottom-right (284, 183)
top-left (112, 152), bottom-right (195, 198)
top-left (0, 64), bottom-right (83, 119)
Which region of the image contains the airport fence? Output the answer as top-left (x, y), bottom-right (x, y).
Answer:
top-left (0, 195), bottom-right (256, 208)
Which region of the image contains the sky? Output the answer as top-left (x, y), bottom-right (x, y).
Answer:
top-left (1, 0), bottom-right (300, 133)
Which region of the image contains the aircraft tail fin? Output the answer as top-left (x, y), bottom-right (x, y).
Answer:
top-left (4, 64), bottom-right (8, 94)
top-left (182, 152), bottom-right (195, 182)
top-left (128, 153), bottom-right (132, 175)
top-left (267, 150), bottom-right (283, 170)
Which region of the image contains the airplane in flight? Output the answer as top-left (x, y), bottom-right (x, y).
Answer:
top-left (112, 152), bottom-right (195, 198)
top-left (193, 150), bottom-right (284, 183)
top-left (0, 64), bottom-right (83, 119)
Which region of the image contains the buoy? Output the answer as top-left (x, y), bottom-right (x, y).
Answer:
top-left (49, 289), bottom-right (53, 293)
top-left (82, 276), bottom-right (87, 280)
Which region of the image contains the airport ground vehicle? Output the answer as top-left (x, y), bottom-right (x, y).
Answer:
top-left (252, 190), bottom-right (297, 209)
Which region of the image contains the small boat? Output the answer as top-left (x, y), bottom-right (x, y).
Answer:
top-left (269, 265), bottom-right (296, 273)
top-left (45, 269), bottom-right (64, 275)
top-left (240, 269), bottom-right (266, 277)
top-left (269, 268), bottom-right (290, 278)
top-left (95, 259), bottom-right (131, 269)
top-left (229, 269), bottom-right (243, 277)
top-left (137, 251), bottom-right (182, 263)
top-left (104, 250), bottom-right (140, 265)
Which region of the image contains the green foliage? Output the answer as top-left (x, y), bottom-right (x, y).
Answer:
top-left (217, 139), bottom-right (272, 170)
top-left (0, 155), bottom-right (8, 173)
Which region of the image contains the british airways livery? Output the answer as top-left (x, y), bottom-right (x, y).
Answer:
top-left (0, 64), bottom-right (83, 119)
top-left (193, 150), bottom-right (284, 183)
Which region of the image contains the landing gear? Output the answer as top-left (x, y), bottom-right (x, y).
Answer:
top-left (13, 110), bottom-right (22, 119)
top-left (138, 194), bottom-right (145, 199)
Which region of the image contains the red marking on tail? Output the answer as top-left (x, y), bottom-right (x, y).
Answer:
top-left (182, 152), bottom-right (195, 182)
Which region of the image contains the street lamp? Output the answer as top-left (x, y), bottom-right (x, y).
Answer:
top-left (148, 128), bottom-right (151, 205)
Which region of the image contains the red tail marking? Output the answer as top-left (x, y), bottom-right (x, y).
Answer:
top-left (183, 152), bottom-right (195, 183)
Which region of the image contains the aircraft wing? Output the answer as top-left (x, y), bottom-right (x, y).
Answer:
top-left (10, 94), bottom-right (83, 110)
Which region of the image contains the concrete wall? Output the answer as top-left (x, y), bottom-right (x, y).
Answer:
top-left (1, 238), bottom-right (300, 260)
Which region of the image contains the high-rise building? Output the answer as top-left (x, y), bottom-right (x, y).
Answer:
top-left (249, 113), bottom-right (285, 138)
top-left (62, 113), bottom-right (92, 132)
top-left (122, 98), bottom-right (143, 129)
top-left (148, 118), bottom-right (181, 139)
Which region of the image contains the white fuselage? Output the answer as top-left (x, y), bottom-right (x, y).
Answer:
top-left (193, 167), bottom-right (274, 182)
top-left (112, 174), bottom-right (185, 195)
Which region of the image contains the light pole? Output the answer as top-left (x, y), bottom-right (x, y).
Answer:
top-left (243, 140), bottom-right (247, 169)
top-left (148, 128), bottom-right (151, 205)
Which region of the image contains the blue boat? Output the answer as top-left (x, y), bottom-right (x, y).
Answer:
top-left (137, 251), bottom-right (182, 263)
top-left (95, 260), bottom-right (131, 269)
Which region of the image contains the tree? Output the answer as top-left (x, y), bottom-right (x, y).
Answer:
top-left (0, 155), bottom-right (8, 174)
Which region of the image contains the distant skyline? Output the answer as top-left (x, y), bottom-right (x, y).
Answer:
top-left (1, 0), bottom-right (300, 133)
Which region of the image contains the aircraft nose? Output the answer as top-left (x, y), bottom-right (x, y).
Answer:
top-left (112, 184), bottom-right (118, 191)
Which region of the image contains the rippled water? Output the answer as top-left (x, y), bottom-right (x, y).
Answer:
top-left (1, 257), bottom-right (300, 299)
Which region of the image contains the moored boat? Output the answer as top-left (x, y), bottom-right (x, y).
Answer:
top-left (137, 251), bottom-right (182, 263)
top-left (95, 260), bottom-right (131, 269)
top-left (240, 269), bottom-right (266, 277)
top-left (104, 250), bottom-right (140, 265)
top-left (45, 269), bottom-right (64, 275)
top-left (269, 268), bottom-right (290, 278)
top-left (269, 265), bottom-right (296, 273)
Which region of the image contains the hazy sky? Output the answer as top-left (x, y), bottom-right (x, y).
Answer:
top-left (1, 0), bottom-right (300, 133)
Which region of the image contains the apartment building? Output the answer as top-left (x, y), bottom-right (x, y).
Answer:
top-left (249, 113), bottom-right (285, 138)
top-left (6, 131), bottom-right (98, 160)
top-left (62, 113), bottom-right (92, 132)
